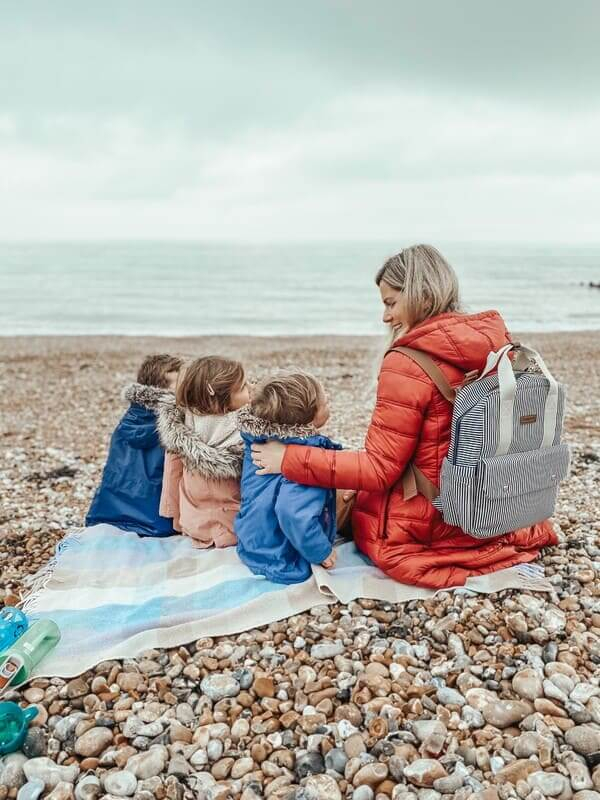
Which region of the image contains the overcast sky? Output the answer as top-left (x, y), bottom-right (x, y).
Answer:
top-left (1, 1), bottom-right (598, 242)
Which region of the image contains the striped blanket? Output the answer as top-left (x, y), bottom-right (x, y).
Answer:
top-left (21, 524), bottom-right (551, 678)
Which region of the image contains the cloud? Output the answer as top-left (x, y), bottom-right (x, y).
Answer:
top-left (0, 2), bottom-right (599, 240)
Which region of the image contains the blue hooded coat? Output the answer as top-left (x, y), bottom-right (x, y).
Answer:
top-left (235, 407), bottom-right (342, 584)
top-left (86, 383), bottom-right (175, 536)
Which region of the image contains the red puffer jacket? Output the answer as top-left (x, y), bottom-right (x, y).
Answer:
top-left (282, 310), bottom-right (558, 589)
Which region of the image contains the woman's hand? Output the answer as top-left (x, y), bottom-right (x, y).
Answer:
top-left (341, 490), bottom-right (356, 503)
top-left (251, 441), bottom-right (287, 475)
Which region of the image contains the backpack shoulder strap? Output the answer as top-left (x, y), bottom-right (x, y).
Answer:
top-left (385, 345), bottom-right (457, 404)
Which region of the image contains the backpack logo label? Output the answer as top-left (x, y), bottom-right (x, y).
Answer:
top-left (520, 414), bottom-right (537, 424)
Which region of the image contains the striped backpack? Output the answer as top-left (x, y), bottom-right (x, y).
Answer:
top-left (391, 343), bottom-right (570, 539)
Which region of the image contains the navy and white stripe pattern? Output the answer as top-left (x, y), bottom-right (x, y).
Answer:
top-left (434, 370), bottom-right (570, 538)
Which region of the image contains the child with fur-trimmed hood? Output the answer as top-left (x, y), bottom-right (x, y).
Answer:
top-left (235, 370), bottom-right (341, 584)
top-left (86, 354), bottom-right (183, 536)
top-left (158, 356), bottom-right (249, 548)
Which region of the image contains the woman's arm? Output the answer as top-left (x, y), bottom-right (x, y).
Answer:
top-left (253, 352), bottom-right (434, 492)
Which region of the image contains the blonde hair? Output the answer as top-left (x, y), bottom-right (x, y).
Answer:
top-left (251, 369), bottom-right (322, 426)
top-left (176, 356), bottom-right (245, 415)
top-left (375, 244), bottom-right (461, 328)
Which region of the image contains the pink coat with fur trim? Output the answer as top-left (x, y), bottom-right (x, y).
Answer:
top-left (157, 403), bottom-right (243, 549)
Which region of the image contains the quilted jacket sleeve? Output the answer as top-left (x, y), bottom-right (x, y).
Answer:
top-left (282, 352), bottom-right (434, 492)
top-left (274, 481), bottom-right (334, 565)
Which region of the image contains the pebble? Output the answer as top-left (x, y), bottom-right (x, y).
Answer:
top-left (74, 775), bottom-right (101, 800)
top-left (125, 747), bottom-right (168, 779)
top-left (22, 728), bottom-right (48, 758)
top-left (103, 770), bottom-right (137, 796)
top-left (566, 726), bottom-right (600, 757)
top-left (17, 780), bottom-right (45, 800)
top-left (23, 758), bottom-right (79, 789)
top-left (1, 752), bottom-right (28, 789)
top-left (311, 641), bottom-right (344, 659)
top-left (403, 759), bottom-right (447, 787)
top-left (295, 752), bottom-right (325, 779)
top-left (512, 668), bottom-right (544, 700)
top-left (305, 774), bottom-right (343, 800)
top-left (74, 727), bottom-right (113, 757)
top-left (528, 771), bottom-right (569, 796)
top-left (200, 674), bottom-right (241, 701)
top-left (482, 700), bottom-right (533, 728)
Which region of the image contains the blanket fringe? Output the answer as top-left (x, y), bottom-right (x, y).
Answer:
top-left (20, 527), bottom-right (86, 614)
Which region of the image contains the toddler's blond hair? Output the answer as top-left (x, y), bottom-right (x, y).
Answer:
top-left (251, 369), bottom-right (322, 426)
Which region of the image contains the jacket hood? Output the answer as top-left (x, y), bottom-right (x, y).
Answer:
top-left (392, 310), bottom-right (511, 373)
top-left (237, 406), bottom-right (318, 441)
top-left (157, 402), bottom-right (243, 480)
top-left (122, 383), bottom-right (174, 410)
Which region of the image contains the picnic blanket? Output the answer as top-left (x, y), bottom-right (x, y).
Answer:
top-left (21, 524), bottom-right (552, 678)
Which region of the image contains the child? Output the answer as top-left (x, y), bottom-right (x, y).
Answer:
top-left (158, 356), bottom-right (250, 548)
top-left (235, 369), bottom-right (340, 584)
top-left (86, 353), bottom-right (183, 536)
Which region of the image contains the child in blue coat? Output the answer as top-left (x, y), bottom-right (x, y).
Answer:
top-left (86, 353), bottom-right (183, 536)
top-left (235, 370), bottom-right (340, 584)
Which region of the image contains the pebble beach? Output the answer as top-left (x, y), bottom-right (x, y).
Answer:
top-left (0, 331), bottom-right (599, 800)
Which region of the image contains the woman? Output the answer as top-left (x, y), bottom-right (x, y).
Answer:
top-left (251, 244), bottom-right (557, 589)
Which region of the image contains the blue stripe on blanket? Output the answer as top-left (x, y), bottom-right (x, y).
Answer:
top-left (30, 576), bottom-right (288, 651)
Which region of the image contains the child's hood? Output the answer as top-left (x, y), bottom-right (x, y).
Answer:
top-left (236, 406), bottom-right (342, 450)
top-left (122, 382), bottom-right (174, 411)
top-left (157, 400), bottom-right (243, 480)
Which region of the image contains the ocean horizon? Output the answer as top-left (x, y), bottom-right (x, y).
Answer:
top-left (1, 241), bottom-right (599, 336)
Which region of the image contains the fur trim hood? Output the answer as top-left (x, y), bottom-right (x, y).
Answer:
top-left (236, 406), bottom-right (318, 440)
top-left (122, 382), bottom-right (174, 410)
top-left (157, 402), bottom-right (243, 480)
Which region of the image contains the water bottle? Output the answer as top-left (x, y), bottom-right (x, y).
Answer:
top-left (0, 607), bottom-right (28, 652)
top-left (0, 620), bottom-right (60, 695)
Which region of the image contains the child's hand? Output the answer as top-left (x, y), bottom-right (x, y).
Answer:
top-left (321, 550), bottom-right (337, 570)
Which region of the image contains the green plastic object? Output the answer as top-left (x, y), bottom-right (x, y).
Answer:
top-left (0, 620), bottom-right (60, 694)
top-left (0, 702), bottom-right (38, 754)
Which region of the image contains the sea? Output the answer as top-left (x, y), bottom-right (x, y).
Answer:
top-left (0, 241), bottom-right (598, 336)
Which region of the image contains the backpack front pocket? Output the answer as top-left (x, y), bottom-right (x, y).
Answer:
top-left (468, 443), bottom-right (570, 537)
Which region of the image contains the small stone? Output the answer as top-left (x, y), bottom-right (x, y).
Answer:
top-left (74, 775), bottom-right (101, 800)
top-left (0, 752), bottom-right (28, 789)
top-left (125, 747), bottom-right (168, 779)
top-left (325, 748), bottom-right (348, 774)
top-left (23, 759), bottom-right (79, 790)
top-left (295, 752), bottom-right (325, 779)
top-left (310, 641), bottom-right (344, 660)
top-left (566, 726), bottom-right (600, 758)
top-left (482, 700), bottom-right (533, 728)
top-left (103, 770), bottom-right (137, 797)
top-left (353, 763), bottom-right (389, 787)
top-left (403, 759), bottom-right (447, 787)
top-left (436, 687), bottom-right (466, 706)
top-left (200, 674), bottom-right (240, 701)
top-left (344, 733), bottom-right (367, 758)
top-left (352, 788), bottom-right (374, 800)
top-left (495, 760), bottom-right (538, 785)
top-left (512, 669), bottom-right (544, 701)
top-left (231, 758), bottom-right (254, 779)
top-left (433, 773), bottom-right (465, 793)
top-left (74, 726), bottom-right (113, 757)
top-left (254, 677), bottom-right (275, 698)
top-left (22, 728), bottom-right (48, 758)
top-left (305, 774), bottom-right (342, 800)
top-left (46, 783), bottom-right (74, 800)
top-left (66, 678), bottom-right (88, 699)
top-left (411, 720), bottom-right (447, 742)
top-left (16, 779), bottom-right (45, 800)
top-left (528, 771), bottom-right (568, 796)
